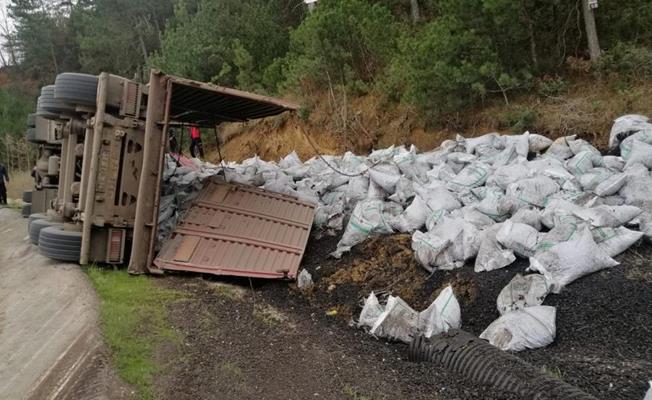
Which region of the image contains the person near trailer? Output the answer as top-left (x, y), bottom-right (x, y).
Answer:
top-left (0, 161), bottom-right (9, 205)
top-left (189, 125), bottom-right (204, 158)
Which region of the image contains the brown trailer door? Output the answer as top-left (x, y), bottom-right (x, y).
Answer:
top-left (154, 179), bottom-right (316, 279)
top-left (128, 70), bottom-right (299, 274)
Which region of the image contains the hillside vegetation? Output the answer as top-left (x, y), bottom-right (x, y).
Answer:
top-left (1, 0), bottom-right (651, 167)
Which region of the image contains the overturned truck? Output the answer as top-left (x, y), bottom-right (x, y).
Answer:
top-left (27, 70), bottom-right (315, 279)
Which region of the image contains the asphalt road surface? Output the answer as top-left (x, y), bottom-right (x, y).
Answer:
top-left (0, 209), bottom-right (128, 400)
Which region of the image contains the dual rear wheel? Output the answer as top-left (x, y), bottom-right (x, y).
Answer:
top-left (27, 214), bottom-right (82, 262)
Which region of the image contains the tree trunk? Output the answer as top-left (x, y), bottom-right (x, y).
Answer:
top-left (582, 0), bottom-right (601, 61)
top-left (138, 33), bottom-right (149, 65)
top-left (49, 41), bottom-right (59, 74)
top-left (524, 12), bottom-right (538, 69)
top-left (410, 0), bottom-right (420, 24)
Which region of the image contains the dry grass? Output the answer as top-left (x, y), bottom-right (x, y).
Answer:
top-left (5, 170), bottom-right (33, 201)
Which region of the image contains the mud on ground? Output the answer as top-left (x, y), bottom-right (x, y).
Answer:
top-left (155, 233), bottom-right (652, 400)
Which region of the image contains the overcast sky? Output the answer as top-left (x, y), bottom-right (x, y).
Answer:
top-left (0, 0), bottom-right (13, 64)
top-left (0, 0), bottom-right (12, 28)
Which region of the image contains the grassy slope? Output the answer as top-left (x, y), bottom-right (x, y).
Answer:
top-left (86, 267), bottom-right (180, 400)
top-left (213, 77), bottom-right (652, 162)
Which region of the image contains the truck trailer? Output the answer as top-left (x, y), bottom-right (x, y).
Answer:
top-left (26, 70), bottom-right (315, 279)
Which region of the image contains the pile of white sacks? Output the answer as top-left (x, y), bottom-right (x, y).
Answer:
top-left (161, 114), bottom-right (652, 351)
top-left (158, 155), bottom-right (222, 249)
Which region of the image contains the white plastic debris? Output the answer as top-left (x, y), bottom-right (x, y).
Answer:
top-left (568, 138), bottom-right (601, 157)
top-left (594, 172), bottom-right (626, 196)
top-left (459, 133), bottom-right (496, 154)
top-left (608, 114), bottom-right (650, 150)
top-left (545, 136), bottom-right (575, 160)
top-left (388, 176), bottom-right (415, 205)
top-left (480, 306), bottom-right (556, 352)
top-left (345, 175), bottom-right (369, 204)
top-left (390, 195), bottom-right (429, 233)
top-left (621, 131), bottom-right (652, 160)
top-left (541, 199), bottom-right (584, 229)
top-left (528, 228), bottom-right (619, 293)
top-left (591, 226), bottom-right (643, 257)
top-left (414, 216), bottom-right (474, 270)
top-left (510, 207), bottom-right (542, 231)
top-left (573, 205), bottom-right (642, 227)
top-left (369, 145), bottom-right (397, 163)
top-left (279, 150), bottom-right (302, 169)
top-left (603, 155), bottom-right (625, 171)
top-left (625, 140), bottom-right (652, 168)
top-left (358, 292), bottom-right (384, 329)
top-left (297, 269), bottom-right (314, 290)
top-left (536, 217), bottom-right (583, 251)
top-left (458, 206), bottom-right (496, 228)
top-left (496, 220), bottom-right (540, 258)
top-left (620, 173), bottom-right (652, 207)
top-left (528, 133), bottom-right (553, 153)
top-left (567, 150), bottom-right (601, 176)
top-left (417, 285), bottom-right (462, 338)
top-left (368, 163), bottom-right (401, 193)
top-left (417, 185), bottom-right (462, 213)
top-left (475, 224), bottom-right (516, 272)
top-left (643, 381), bottom-right (652, 400)
top-left (369, 295), bottom-right (418, 343)
top-left (503, 131), bottom-right (530, 159)
top-left (497, 274), bottom-right (549, 315)
top-left (507, 176), bottom-right (560, 208)
top-left (411, 230), bottom-right (451, 273)
top-left (476, 187), bottom-right (515, 222)
top-left (332, 200), bottom-right (396, 258)
top-left (361, 286), bottom-right (461, 343)
top-left (579, 168), bottom-right (613, 191)
top-left (448, 163), bottom-right (491, 190)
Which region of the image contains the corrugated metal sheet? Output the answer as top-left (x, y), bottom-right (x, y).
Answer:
top-left (166, 74), bottom-right (300, 126)
top-left (153, 179), bottom-right (316, 279)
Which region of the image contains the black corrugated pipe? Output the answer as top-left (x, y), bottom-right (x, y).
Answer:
top-left (409, 330), bottom-right (598, 400)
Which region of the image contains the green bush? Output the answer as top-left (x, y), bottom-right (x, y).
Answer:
top-left (597, 42), bottom-right (652, 80)
top-left (498, 106), bottom-right (538, 133)
top-left (151, 0), bottom-right (298, 92)
top-left (595, 0), bottom-right (652, 48)
top-left (388, 16), bottom-right (521, 119)
top-left (282, 0), bottom-right (398, 92)
top-left (537, 75), bottom-right (567, 98)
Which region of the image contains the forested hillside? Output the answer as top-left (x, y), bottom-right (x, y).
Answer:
top-left (1, 0), bottom-right (651, 167)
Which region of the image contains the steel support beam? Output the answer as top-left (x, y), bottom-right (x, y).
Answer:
top-left (80, 73), bottom-right (109, 265)
top-left (128, 70), bottom-right (168, 274)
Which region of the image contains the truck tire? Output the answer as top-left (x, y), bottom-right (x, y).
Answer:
top-left (22, 191), bottom-right (32, 203)
top-left (35, 106), bottom-right (59, 120)
top-left (36, 94), bottom-right (62, 120)
top-left (54, 73), bottom-right (99, 107)
top-left (27, 212), bottom-right (49, 232)
top-left (29, 218), bottom-right (62, 245)
top-left (21, 203), bottom-right (31, 217)
top-left (26, 113), bottom-right (36, 127)
top-left (28, 213), bottom-right (48, 223)
top-left (37, 85), bottom-right (75, 117)
top-left (38, 226), bottom-right (82, 262)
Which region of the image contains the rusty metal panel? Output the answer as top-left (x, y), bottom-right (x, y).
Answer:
top-left (154, 179), bottom-right (316, 279)
top-left (166, 73), bottom-right (299, 125)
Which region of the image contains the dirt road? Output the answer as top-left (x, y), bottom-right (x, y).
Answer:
top-left (0, 209), bottom-right (128, 400)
